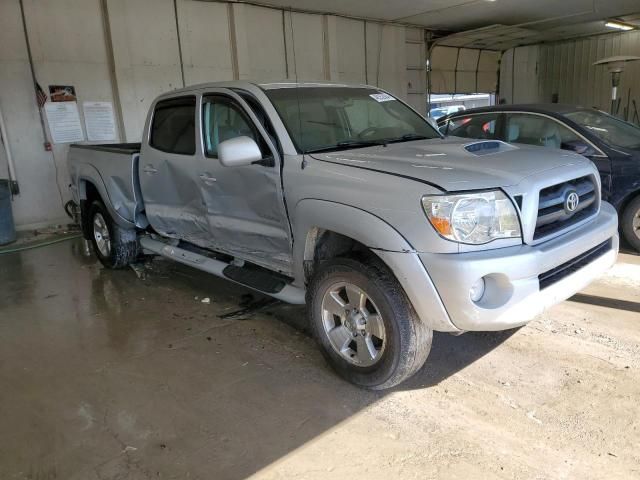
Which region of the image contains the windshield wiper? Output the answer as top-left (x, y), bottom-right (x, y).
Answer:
top-left (305, 139), bottom-right (387, 154)
top-left (386, 133), bottom-right (430, 144)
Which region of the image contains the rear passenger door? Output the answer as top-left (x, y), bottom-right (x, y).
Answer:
top-left (140, 96), bottom-right (209, 244)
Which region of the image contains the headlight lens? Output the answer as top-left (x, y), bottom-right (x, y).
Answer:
top-left (422, 190), bottom-right (521, 244)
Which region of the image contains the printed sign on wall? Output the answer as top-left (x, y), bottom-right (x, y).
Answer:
top-left (44, 102), bottom-right (84, 144)
top-left (83, 102), bottom-right (116, 141)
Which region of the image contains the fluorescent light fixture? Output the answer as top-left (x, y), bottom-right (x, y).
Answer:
top-left (605, 21), bottom-right (634, 31)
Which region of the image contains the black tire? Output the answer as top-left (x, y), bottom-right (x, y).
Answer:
top-left (621, 195), bottom-right (640, 252)
top-left (87, 200), bottom-right (138, 269)
top-left (307, 257), bottom-right (432, 390)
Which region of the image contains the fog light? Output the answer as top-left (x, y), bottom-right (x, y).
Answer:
top-left (469, 278), bottom-right (486, 302)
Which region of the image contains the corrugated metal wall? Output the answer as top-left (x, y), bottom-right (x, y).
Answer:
top-left (0, 0), bottom-right (428, 228)
top-left (539, 30), bottom-right (640, 114)
top-left (499, 46), bottom-right (540, 104)
top-left (500, 30), bottom-right (640, 114)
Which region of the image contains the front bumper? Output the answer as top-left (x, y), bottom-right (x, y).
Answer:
top-left (418, 202), bottom-right (619, 332)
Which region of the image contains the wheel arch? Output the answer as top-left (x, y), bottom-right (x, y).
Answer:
top-left (293, 199), bottom-right (415, 283)
top-left (617, 188), bottom-right (640, 218)
top-left (293, 199), bottom-right (457, 333)
top-left (75, 164), bottom-right (136, 231)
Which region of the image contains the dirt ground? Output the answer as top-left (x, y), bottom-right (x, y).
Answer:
top-left (0, 239), bottom-right (639, 479)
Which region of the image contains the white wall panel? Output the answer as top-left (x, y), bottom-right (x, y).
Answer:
top-left (107, 0), bottom-right (183, 142)
top-left (0, 0), bottom-right (69, 228)
top-left (177, 0), bottom-right (234, 85)
top-left (0, 0), bottom-right (116, 228)
top-left (366, 23), bottom-right (407, 98)
top-left (504, 45), bottom-right (539, 103)
top-left (328, 17), bottom-right (366, 84)
top-left (233, 4), bottom-right (286, 82)
top-left (23, 0), bottom-right (118, 206)
top-left (405, 27), bottom-right (426, 113)
top-left (284, 12), bottom-right (325, 81)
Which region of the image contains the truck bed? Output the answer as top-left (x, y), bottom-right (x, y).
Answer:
top-left (68, 143), bottom-right (143, 227)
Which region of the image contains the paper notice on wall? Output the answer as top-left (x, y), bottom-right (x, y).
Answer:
top-left (44, 102), bottom-right (84, 144)
top-left (83, 102), bottom-right (116, 141)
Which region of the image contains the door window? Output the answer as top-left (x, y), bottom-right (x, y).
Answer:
top-left (149, 96), bottom-right (196, 155)
top-left (504, 113), bottom-right (584, 151)
top-left (202, 97), bottom-right (265, 157)
top-left (447, 113), bottom-right (499, 140)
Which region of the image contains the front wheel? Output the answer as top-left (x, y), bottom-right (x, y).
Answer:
top-left (307, 257), bottom-right (432, 390)
top-left (621, 196), bottom-right (640, 252)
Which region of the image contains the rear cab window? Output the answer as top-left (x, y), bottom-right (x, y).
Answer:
top-left (150, 96), bottom-right (196, 155)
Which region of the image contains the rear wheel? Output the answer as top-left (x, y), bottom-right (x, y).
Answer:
top-left (88, 200), bottom-right (138, 269)
top-left (621, 195), bottom-right (640, 252)
top-left (308, 257), bottom-right (432, 390)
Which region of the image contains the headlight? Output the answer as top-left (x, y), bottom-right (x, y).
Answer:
top-left (422, 190), bottom-right (521, 244)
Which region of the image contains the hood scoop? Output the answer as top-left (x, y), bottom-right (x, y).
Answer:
top-left (463, 140), bottom-right (517, 156)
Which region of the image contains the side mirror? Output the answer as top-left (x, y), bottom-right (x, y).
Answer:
top-left (218, 136), bottom-right (263, 167)
top-left (564, 140), bottom-right (596, 157)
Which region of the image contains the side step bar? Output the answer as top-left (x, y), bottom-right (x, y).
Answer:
top-left (140, 236), bottom-right (305, 305)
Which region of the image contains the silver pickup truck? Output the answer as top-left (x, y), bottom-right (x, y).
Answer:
top-left (69, 81), bottom-right (619, 389)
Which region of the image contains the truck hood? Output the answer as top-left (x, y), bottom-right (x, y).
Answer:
top-left (309, 137), bottom-right (591, 192)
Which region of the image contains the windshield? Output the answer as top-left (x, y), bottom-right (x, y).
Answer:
top-left (264, 87), bottom-right (440, 153)
top-left (564, 109), bottom-right (640, 149)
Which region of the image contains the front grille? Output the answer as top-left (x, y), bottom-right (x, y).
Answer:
top-left (538, 240), bottom-right (611, 290)
top-left (533, 176), bottom-right (598, 240)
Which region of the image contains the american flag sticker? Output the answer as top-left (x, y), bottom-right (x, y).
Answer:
top-left (36, 82), bottom-right (47, 109)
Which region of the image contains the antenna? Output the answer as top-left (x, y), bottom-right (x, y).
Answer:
top-left (288, 9), bottom-right (304, 158)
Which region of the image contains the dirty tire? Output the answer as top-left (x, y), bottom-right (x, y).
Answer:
top-left (621, 195), bottom-right (640, 252)
top-left (88, 200), bottom-right (138, 269)
top-left (308, 257), bottom-right (432, 390)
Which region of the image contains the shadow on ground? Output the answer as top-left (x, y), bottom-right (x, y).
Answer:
top-left (0, 239), bottom-right (515, 480)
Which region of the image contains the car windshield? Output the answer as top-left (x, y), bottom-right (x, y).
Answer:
top-left (264, 87), bottom-right (439, 153)
top-left (564, 109), bottom-right (640, 149)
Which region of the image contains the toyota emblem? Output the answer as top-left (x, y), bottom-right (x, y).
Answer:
top-left (565, 191), bottom-right (580, 213)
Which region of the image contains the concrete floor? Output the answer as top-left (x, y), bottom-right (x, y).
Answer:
top-left (1, 239), bottom-right (639, 480)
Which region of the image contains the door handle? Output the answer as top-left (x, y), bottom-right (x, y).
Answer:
top-left (199, 173), bottom-right (217, 183)
top-left (143, 164), bottom-right (158, 174)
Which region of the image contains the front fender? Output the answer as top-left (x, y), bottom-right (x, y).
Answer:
top-left (292, 199), bottom-right (416, 275)
top-left (292, 199), bottom-right (457, 332)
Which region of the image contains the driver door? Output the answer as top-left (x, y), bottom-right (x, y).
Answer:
top-left (196, 89), bottom-right (293, 273)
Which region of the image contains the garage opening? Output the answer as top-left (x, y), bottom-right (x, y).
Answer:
top-left (428, 46), bottom-right (500, 117)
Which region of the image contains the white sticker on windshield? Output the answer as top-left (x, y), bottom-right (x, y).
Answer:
top-left (369, 93), bottom-right (395, 102)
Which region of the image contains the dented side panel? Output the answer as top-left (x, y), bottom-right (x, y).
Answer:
top-left (68, 146), bottom-right (138, 228)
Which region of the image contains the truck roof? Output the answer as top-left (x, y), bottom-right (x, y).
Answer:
top-left (153, 80), bottom-right (377, 101)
